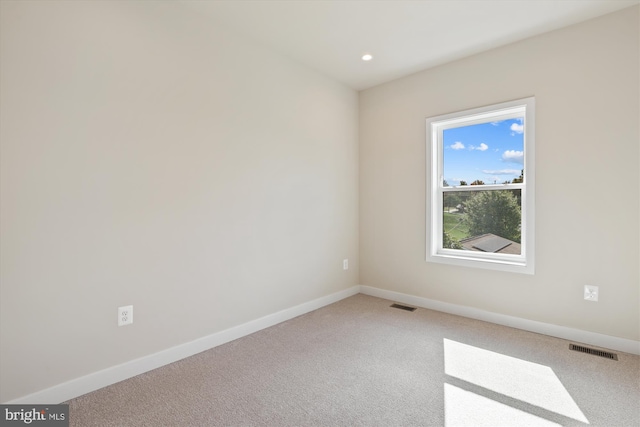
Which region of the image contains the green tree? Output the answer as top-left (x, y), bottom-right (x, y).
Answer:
top-left (512, 169), bottom-right (524, 184)
top-left (443, 231), bottom-right (463, 249)
top-left (459, 180), bottom-right (467, 186)
top-left (464, 191), bottom-right (521, 243)
top-left (510, 169), bottom-right (524, 205)
top-left (444, 192), bottom-right (462, 212)
top-left (470, 179), bottom-right (485, 186)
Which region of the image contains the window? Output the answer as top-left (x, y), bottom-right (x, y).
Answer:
top-left (426, 97), bottom-right (535, 274)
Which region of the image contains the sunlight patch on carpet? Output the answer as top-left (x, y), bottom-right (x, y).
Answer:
top-left (444, 383), bottom-right (561, 426)
top-left (443, 339), bottom-right (589, 424)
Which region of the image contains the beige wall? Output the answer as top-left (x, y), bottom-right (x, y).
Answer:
top-left (2, 0), bottom-right (638, 405)
top-left (0, 2), bottom-right (358, 402)
top-left (360, 8), bottom-right (639, 341)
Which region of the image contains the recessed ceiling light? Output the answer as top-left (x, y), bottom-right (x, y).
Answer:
top-left (362, 54), bottom-right (373, 61)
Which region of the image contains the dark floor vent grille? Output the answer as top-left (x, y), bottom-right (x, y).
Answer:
top-left (390, 303), bottom-right (417, 312)
top-left (569, 344), bottom-right (618, 360)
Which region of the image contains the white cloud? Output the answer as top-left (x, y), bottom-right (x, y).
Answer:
top-left (490, 121), bottom-right (502, 126)
top-left (450, 141), bottom-right (465, 150)
top-left (510, 123), bottom-right (524, 134)
top-left (469, 143), bottom-right (488, 151)
top-left (482, 169), bottom-right (521, 175)
top-left (502, 150), bottom-right (524, 164)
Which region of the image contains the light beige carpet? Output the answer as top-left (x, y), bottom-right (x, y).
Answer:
top-left (66, 294), bottom-right (640, 426)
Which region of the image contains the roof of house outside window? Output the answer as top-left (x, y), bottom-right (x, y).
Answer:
top-left (460, 234), bottom-right (521, 255)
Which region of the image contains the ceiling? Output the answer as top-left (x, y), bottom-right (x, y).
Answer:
top-left (192, 0), bottom-right (639, 91)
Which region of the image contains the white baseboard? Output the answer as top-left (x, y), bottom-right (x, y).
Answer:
top-left (6, 286), bottom-right (360, 404)
top-left (360, 285), bottom-right (640, 356)
top-left (8, 284), bottom-right (638, 404)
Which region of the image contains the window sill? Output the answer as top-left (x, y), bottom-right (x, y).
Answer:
top-left (427, 252), bottom-right (534, 275)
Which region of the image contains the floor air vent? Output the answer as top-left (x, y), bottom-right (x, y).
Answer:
top-left (390, 303), bottom-right (417, 312)
top-left (569, 344), bottom-right (618, 360)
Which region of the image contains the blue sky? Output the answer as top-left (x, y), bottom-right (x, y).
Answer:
top-left (443, 118), bottom-right (524, 185)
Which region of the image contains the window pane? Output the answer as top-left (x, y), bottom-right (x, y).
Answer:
top-left (443, 190), bottom-right (522, 255)
top-left (443, 119), bottom-right (524, 186)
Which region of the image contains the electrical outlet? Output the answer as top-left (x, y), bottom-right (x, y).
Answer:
top-left (343, 259), bottom-right (349, 270)
top-left (584, 285), bottom-right (599, 302)
top-left (118, 305), bottom-right (133, 326)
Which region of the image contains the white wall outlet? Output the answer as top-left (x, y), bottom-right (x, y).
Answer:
top-left (343, 259), bottom-right (349, 270)
top-left (584, 285), bottom-right (599, 302)
top-left (118, 305), bottom-right (133, 326)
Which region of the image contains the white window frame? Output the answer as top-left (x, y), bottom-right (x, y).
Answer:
top-left (426, 97), bottom-right (535, 274)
